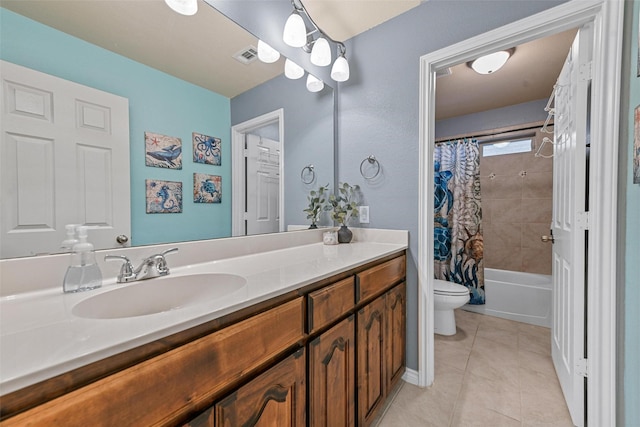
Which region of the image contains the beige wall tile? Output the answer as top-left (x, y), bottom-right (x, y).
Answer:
top-left (521, 247), bottom-right (552, 275)
top-left (521, 223), bottom-right (551, 249)
top-left (491, 175), bottom-right (523, 199)
top-left (523, 171), bottom-right (553, 198)
top-left (484, 245), bottom-right (523, 271)
top-left (480, 151), bottom-right (524, 176)
top-left (521, 198), bottom-right (552, 223)
top-left (491, 199), bottom-right (523, 223)
top-left (484, 222), bottom-right (522, 251)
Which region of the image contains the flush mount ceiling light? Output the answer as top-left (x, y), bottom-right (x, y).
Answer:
top-left (164, 0), bottom-right (197, 16)
top-left (285, 58), bottom-right (305, 79)
top-left (306, 74), bottom-right (324, 92)
top-left (257, 40), bottom-right (281, 63)
top-left (468, 48), bottom-right (515, 75)
top-left (283, 0), bottom-right (351, 82)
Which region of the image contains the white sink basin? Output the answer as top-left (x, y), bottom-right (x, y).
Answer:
top-left (72, 273), bottom-right (247, 319)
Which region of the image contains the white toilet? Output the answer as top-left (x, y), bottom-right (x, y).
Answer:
top-left (434, 279), bottom-right (470, 336)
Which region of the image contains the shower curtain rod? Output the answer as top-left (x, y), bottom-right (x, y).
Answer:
top-left (434, 121), bottom-right (548, 144)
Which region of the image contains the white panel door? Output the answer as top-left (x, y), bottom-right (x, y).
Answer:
top-left (551, 24), bottom-right (592, 427)
top-left (245, 134), bottom-right (280, 236)
top-left (0, 61), bottom-right (130, 258)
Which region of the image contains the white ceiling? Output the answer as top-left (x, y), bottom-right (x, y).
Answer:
top-left (1, 0), bottom-right (575, 120)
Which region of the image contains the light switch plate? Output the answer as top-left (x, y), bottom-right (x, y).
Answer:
top-left (359, 206), bottom-right (370, 223)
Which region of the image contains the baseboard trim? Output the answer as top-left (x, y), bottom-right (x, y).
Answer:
top-left (402, 368), bottom-right (419, 386)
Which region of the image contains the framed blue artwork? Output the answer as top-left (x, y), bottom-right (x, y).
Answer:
top-left (145, 131), bottom-right (182, 169)
top-left (146, 179), bottom-right (183, 213)
top-left (193, 132), bottom-right (221, 165)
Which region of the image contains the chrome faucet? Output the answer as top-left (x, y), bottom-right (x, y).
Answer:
top-left (105, 248), bottom-right (179, 283)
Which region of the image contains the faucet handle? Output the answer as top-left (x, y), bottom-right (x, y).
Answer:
top-left (105, 255), bottom-right (136, 282)
top-left (161, 247), bottom-right (179, 257)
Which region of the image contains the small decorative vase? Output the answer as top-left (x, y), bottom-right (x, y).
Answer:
top-left (309, 223), bottom-right (318, 229)
top-left (337, 225), bottom-right (352, 243)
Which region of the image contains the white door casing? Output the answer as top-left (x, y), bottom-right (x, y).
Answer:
top-left (245, 134), bottom-right (280, 236)
top-left (231, 109), bottom-right (284, 237)
top-left (0, 61), bottom-right (131, 258)
top-left (550, 24), bottom-right (592, 427)
top-left (417, 1), bottom-right (622, 426)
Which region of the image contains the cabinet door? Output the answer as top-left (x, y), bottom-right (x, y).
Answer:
top-left (309, 315), bottom-right (355, 427)
top-left (212, 349), bottom-right (306, 427)
top-left (357, 296), bottom-right (386, 427)
top-left (386, 282), bottom-right (406, 392)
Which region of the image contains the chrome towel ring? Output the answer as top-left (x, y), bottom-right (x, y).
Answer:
top-left (301, 164), bottom-right (315, 184)
top-left (360, 155), bottom-right (381, 180)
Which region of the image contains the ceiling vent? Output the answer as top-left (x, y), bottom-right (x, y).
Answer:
top-left (436, 67), bottom-right (452, 78)
top-left (233, 46), bottom-right (258, 64)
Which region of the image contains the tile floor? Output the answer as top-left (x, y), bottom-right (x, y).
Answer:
top-left (376, 309), bottom-right (574, 426)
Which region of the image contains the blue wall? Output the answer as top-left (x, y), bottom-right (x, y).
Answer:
top-left (0, 8), bottom-right (232, 246)
top-left (337, 0), bottom-right (566, 371)
top-left (619, 2), bottom-right (640, 425)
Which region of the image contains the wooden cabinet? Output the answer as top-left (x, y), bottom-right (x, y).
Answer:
top-left (386, 282), bottom-right (406, 392)
top-left (357, 295), bottom-right (386, 427)
top-left (308, 316), bottom-right (356, 427)
top-left (1, 252), bottom-right (406, 427)
top-left (187, 349), bottom-right (306, 427)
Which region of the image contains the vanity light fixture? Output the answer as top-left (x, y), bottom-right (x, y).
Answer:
top-left (306, 74), bottom-right (324, 92)
top-left (283, 0), bottom-right (351, 82)
top-left (285, 58), bottom-right (305, 79)
top-left (283, 9), bottom-right (306, 47)
top-left (469, 48), bottom-right (515, 75)
top-left (257, 40), bottom-right (281, 63)
top-left (164, 0), bottom-right (197, 16)
top-left (310, 37), bottom-right (331, 66)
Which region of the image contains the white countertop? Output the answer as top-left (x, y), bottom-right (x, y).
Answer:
top-left (0, 233), bottom-right (406, 395)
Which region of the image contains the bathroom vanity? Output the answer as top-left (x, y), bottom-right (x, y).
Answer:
top-left (0, 229), bottom-right (407, 426)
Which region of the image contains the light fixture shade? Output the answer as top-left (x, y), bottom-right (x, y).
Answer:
top-left (257, 40), bottom-right (280, 63)
top-left (283, 12), bottom-right (306, 47)
top-left (306, 74), bottom-right (324, 92)
top-left (285, 59), bottom-right (305, 79)
top-left (331, 55), bottom-right (350, 82)
top-left (310, 37), bottom-right (331, 66)
top-left (470, 50), bottom-right (511, 74)
top-left (164, 0), bottom-right (197, 16)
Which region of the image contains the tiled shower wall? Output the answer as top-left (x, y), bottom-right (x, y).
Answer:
top-left (480, 132), bottom-right (553, 275)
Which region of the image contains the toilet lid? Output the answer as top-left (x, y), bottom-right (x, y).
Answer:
top-left (434, 280), bottom-right (469, 296)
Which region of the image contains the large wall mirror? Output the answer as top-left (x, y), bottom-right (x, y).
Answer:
top-left (0, 0), bottom-right (335, 259)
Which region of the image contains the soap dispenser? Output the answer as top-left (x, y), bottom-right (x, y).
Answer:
top-left (63, 226), bottom-right (103, 293)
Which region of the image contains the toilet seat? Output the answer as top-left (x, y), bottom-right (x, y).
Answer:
top-left (434, 280), bottom-right (469, 296)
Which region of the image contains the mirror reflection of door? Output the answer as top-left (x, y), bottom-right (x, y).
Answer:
top-left (245, 133), bottom-right (280, 235)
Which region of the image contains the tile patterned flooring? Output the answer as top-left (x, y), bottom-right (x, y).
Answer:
top-left (377, 310), bottom-right (574, 426)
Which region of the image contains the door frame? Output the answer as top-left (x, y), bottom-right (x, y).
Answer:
top-left (417, 1), bottom-right (623, 425)
top-left (231, 109), bottom-right (285, 237)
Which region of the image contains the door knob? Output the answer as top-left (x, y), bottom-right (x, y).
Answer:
top-left (116, 234), bottom-right (129, 245)
top-left (541, 235), bottom-right (555, 243)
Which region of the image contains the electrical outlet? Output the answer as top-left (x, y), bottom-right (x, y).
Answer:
top-left (359, 206), bottom-right (370, 224)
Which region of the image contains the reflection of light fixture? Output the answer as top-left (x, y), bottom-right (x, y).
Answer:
top-left (283, 0), bottom-right (351, 82)
top-left (493, 142), bottom-right (510, 148)
top-left (257, 40), bottom-right (280, 63)
top-left (468, 48), bottom-right (514, 74)
top-left (306, 74), bottom-right (324, 92)
top-left (285, 58), bottom-right (305, 79)
top-left (331, 49), bottom-right (350, 82)
top-left (164, 0), bottom-right (197, 16)
top-left (310, 37), bottom-right (331, 66)
top-left (283, 10), bottom-right (306, 47)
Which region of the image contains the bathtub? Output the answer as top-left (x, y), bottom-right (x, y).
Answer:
top-left (461, 268), bottom-right (552, 328)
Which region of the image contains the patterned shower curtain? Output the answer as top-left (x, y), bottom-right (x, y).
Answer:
top-left (434, 139), bottom-right (485, 304)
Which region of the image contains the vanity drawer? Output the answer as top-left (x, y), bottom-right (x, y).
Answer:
top-left (307, 277), bottom-right (355, 333)
top-left (2, 297), bottom-right (305, 427)
top-left (356, 255), bottom-right (406, 303)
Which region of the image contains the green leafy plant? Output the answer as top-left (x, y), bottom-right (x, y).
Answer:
top-left (326, 182), bottom-right (360, 226)
top-left (303, 184), bottom-right (330, 227)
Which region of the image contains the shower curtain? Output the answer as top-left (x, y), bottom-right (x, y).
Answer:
top-left (434, 138), bottom-right (485, 304)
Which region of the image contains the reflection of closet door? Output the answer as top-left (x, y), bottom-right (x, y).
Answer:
top-left (245, 134), bottom-right (280, 236)
top-left (550, 24), bottom-right (591, 427)
top-left (0, 60), bottom-right (130, 258)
